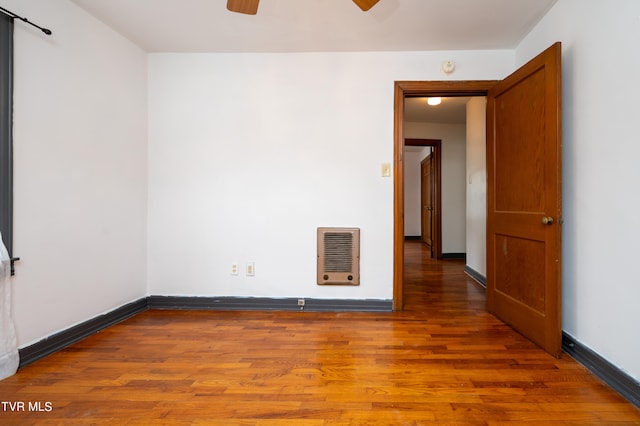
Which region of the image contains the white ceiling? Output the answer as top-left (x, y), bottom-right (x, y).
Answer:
top-left (70, 0), bottom-right (556, 53)
top-left (405, 97), bottom-right (472, 124)
top-left (69, 0), bottom-right (554, 123)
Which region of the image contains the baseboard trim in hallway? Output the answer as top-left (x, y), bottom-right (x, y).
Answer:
top-left (464, 265), bottom-right (486, 287)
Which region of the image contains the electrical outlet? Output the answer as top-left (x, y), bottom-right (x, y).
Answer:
top-left (246, 262), bottom-right (255, 276)
top-left (231, 263), bottom-right (239, 275)
top-left (297, 299), bottom-right (305, 307)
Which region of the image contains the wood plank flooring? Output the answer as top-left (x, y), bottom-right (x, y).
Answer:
top-left (1, 240), bottom-right (639, 424)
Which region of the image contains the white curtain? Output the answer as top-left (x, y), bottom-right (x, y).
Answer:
top-left (0, 232), bottom-right (18, 380)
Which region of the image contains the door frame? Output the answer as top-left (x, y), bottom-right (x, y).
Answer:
top-left (407, 138), bottom-right (442, 260)
top-left (393, 80), bottom-right (498, 311)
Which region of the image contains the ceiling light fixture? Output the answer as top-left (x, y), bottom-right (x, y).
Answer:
top-left (427, 97), bottom-right (442, 106)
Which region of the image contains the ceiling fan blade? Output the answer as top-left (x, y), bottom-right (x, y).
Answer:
top-left (227, 0), bottom-right (260, 15)
top-left (352, 0), bottom-right (380, 11)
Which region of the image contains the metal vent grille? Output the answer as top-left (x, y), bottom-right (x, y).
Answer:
top-left (317, 227), bottom-right (360, 285)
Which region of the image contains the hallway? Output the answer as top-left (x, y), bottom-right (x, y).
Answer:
top-left (403, 240), bottom-right (486, 316)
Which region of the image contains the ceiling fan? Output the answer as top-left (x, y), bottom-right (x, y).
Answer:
top-left (227, 0), bottom-right (380, 15)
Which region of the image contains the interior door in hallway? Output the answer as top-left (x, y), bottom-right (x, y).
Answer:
top-left (420, 153), bottom-right (433, 258)
top-left (486, 42), bottom-right (562, 357)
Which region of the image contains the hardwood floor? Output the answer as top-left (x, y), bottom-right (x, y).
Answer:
top-left (1, 240), bottom-right (639, 424)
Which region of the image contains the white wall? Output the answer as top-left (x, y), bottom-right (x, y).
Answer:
top-left (465, 97), bottom-right (486, 277)
top-left (6, 0), bottom-right (148, 347)
top-left (403, 122), bottom-right (467, 253)
top-left (517, 0), bottom-right (640, 380)
top-left (147, 51), bottom-right (513, 300)
top-left (404, 146), bottom-right (430, 237)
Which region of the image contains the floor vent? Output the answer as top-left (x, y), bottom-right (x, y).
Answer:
top-left (317, 227), bottom-right (360, 285)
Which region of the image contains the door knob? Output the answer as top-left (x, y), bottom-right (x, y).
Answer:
top-left (542, 216), bottom-right (554, 225)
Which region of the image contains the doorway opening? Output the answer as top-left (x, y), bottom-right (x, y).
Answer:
top-left (404, 138), bottom-right (442, 260)
top-left (393, 81), bottom-right (497, 311)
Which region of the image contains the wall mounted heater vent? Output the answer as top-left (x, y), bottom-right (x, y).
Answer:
top-left (317, 227), bottom-right (360, 285)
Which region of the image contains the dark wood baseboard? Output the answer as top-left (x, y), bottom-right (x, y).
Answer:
top-left (441, 253), bottom-right (466, 260)
top-left (563, 332), bottom-right (640, 408)
top-left (148, 296), bottom-right (393, 313)
top-left (464, 265), bottom-right (487, 287)
top-left (18, 298), bottom-right (148, 369)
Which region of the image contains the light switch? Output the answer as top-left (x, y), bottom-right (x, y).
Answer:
top-left (381, 163), bottom-right (391, 177)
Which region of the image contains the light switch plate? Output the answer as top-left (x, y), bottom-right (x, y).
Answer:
top-left (381, 163), bottom-right (391, 177)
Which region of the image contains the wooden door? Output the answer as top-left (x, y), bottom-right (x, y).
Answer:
top-left (486, 42), bottom-right (562, 356)
top-left (420, 153), bottom-right (433, 257)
